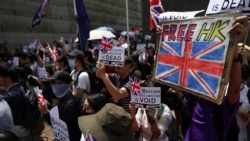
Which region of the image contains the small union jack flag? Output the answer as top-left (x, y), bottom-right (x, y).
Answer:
top-left (130, 77), bottom-right (141, 96)
top-left (85, 133), bottom-right (98, 141)
top-left (36, 89), bottom-right (45, 106)
top-left (150, 0), bottom-right (165, 31)
top-left (51, 47), bottom-right (59, 62)
top-left (37, 42), bottom-right (45, 52)
top-left (100, 36), bottom-right (114, 53)
top-left (155, 41), bottom-right (225, 99)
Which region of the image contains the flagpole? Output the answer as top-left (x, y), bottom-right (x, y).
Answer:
top-left (126, 0), bottom-right (130, 57)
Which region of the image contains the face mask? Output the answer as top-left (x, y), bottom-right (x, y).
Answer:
top-left (68, 59), bottom-right (75, 68)
top-left (51, 83), bottom-right (71, 98)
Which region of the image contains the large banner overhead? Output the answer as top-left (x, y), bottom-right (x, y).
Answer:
top-left (153, 12), bottom-right (241, 104)
top-left (206, 0), bottom-right (250, 20)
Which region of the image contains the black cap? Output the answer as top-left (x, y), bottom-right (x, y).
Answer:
top-left (67, 49), bottom-right (83, 57)
top-left (48, 71), bottom-right (71, 84)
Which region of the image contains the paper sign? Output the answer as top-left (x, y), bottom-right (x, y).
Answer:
top-left (206, 0), bottom-right (250, 19)
top-left (131, 87), bottom-right (161, 108)
top-left (98, 46), bottom-right (125, 67)
top-left (12, 57), bottom-right (19, 67)
top-left (50, 106), bottom-right (70, 141)
top-left (159, 10), bottom-right (205, 22)
top-left (37, 67), bottom-right (47, 80)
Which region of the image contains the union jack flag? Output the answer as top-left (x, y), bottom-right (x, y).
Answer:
top-left (150, 0), bottom-right (165, 31)
top-left (32, 0), bottom-right (47, 28)
top-left (129, 77), bottom-right (141, 96)
top-left (100, 36), bottom-right (114, 53)
top-left (36, 89), bottom-right (45, 106)
top-left (37, 42), bottom-right (45, 52)
top-left (85, 133), bottom-right (98, 141)
top-left (51, 47), bottom-right (59, 62)
top-left (155, 41), bottom-right (226, 99)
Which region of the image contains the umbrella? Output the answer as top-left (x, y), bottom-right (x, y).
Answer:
top-left (88, 30), bottom-right (116, 40)
top-left (95, 26), bottom-right (117, 35)
top-left (120, 31), bottom-right (136, 40)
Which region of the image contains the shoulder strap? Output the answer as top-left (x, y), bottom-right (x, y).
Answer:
top-left (75, 70), bottom-right (84, 86)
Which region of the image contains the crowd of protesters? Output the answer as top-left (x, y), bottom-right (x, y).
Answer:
top-left (0, 15), bottom-right (249, 141)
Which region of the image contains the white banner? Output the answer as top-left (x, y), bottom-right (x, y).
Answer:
top-left (131, 87), bottom-right (161, 108)
top-left (159, 10), bottom-right (205, 22)
top-left (206, 0), bottom-right (250, 18)
top-left (50, 106), bottom-right (70, 141)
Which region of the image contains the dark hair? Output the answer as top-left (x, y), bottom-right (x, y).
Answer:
top-left (16, 50), bottom-right (27, 60)
top-left (45, 64), bottom-right (54, 77)
top-left (0, 66), bottom-right (19, 83)
top-left (57, 56), bottom-right (69, 67)
top-left (86, 93), bottom-right (108, 112)
top-left (75, 54), bottom-right (85, 68)
top-left (26, 53), bottom-right (36, 63)
top-left (0, 131), bottom-right (20, 141)
top-left (241, 64), bottom-right (250, 80)
top-left (14, 66), bottom-right (33, 81)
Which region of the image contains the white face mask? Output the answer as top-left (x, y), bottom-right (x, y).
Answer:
top-left (51, 83), bottom-right (71, 98)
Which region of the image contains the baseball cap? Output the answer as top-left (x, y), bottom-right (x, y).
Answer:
top-left (67, 49), bottom-right (83, 57)
top-left (47, 71), bottom-right (71, 84)
top-left (78, 103), bottom-right (134, 141)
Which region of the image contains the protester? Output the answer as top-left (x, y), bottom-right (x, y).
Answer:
top-left (153, 15), bottom-right (248, 141)
top-left (80, 92), bottom-right (108, 116)
top-left (78, 103), bottom-right (135, 141)
top-left (236, 64), bottom-right (250, 141)
top-left (130, 78), bottom-right (173, 141)
top-left (0, 66), bottom-right (32, 141)
top-left (68, 49), bottom-right (90, 101)
top-left (38, 71), bottom-right (82, 141)
top-left (0, 96), bottom-right (15, 133)
top-left (55, 55), bottom-right (71, 74)
top-left (96, 55), bottom-right (133, 112)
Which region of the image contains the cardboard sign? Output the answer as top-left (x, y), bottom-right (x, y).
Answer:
top-left (131, 87), bottom-right (161, 108)
top-left (153, 12), bottom-right (240, 104)
top-left (50, 106), bottom-right (70, 141)
top-left (98, 46), bottom-right (125, 67)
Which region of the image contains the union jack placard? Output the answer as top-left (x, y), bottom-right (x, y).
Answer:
top-left (153, 12), bottom-right (240, 104)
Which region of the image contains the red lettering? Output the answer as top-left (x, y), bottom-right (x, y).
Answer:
top-left (177, 25), bottom-right (187, 41)
top-left (169, 25), bottom-right (177, 41)
top-left (185, 24), bottom-right (196, 41)
top-left (161, 25), bottom-right (169, 41)
top-left (162, 24), bottom-right (196, 41)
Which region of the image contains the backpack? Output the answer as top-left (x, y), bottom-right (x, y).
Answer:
top-left (23, 90), bottom-right (44, 134)
top-left (75, 70), bottom-right (98, 93)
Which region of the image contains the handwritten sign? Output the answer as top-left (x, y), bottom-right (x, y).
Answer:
top-left (159, 10), bottom-right (205, 22)
top-left (154, 12), bottom-right (240, 104)
top-left (98, 47), bottom-right (125, 67)
top-left (131, 87), bottom-right (161, 108)
top-left (50, 106), bottom-right (70, 141)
